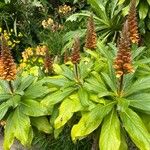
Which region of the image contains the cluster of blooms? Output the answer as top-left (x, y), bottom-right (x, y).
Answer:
top-left (64, 15), bottom-right (97, 64)
top-left (85, 15), bottom-right (97, 50)
top-left (114, 0), bottom-right (139, 78)
top-left (42, 18), bottom-right (54, 28)
top-left (58, 4), bottom-right (72, 15)
top-left (114, 21), bottom-right (134, 78)
top-left (22, 45), bottom-right (47, 62)
top-left (20, 45), bottom-right (53, 74)
top-left (41, 17), bottom-right (63, 32)
top-left (0, 35), bottom-right (17, 81)
top-left (0, 27), bottom-right (22, 49)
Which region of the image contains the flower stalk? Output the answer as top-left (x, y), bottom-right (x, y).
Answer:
top-left (114, 20), bottom-right (134, 96)
top-left (71, 37), bottom-right (81, 80)
top-left (85, 15), bottom-right (97, 50)
top-left (127, 0), bottom-right (139, 44)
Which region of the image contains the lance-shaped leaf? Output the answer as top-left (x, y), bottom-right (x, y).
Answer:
top-left (120, 108), bottom-right (150, 150)
top-left (0, 100), bottom-right (13, 120)
top-left (71, 101), bottom-right (115, 142)
top-left (41, 87), bottom-right (75, 107)
top-left (4, 108), bottom-right (31, 150)
top-left (78, 87), bottom-right (90, 107)
top-left (24, 81), bottom-right (50, 99)
top-left (127, 93), bottom-right (150, 114)
top-left (55, 94), bottom-right (82, 129)
top-left (31, 116), bottom-right (53, 134)
top-left (17, 76), bottom-right (35, 91)
top-left (20, 99), bottom-right (49, 116)
top-left (100, 109), bottom-right (121, 150)
top-left (124, 77), bottom-right (150, 96)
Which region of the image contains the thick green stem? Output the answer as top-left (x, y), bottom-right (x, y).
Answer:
top-left (118, 75), bottom-right (124, 97)
top-left (8, 81), bottom-right (13, 93)
top-left (74, 63), bottom-right (79, 80)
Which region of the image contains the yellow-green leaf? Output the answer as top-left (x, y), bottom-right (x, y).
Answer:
top-left (71, 102), bottom-right (115, 142)
top-left (120, 108), bottom-right (150, 150)
top-left (4, 108), bottom-right (31, 150)
top-left (55, 95), bottom-right (82, 129)
top-left (100, 109), bottom-right (121, 150)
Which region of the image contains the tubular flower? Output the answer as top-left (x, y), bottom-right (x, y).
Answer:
top-left (71, 37), bottom-right (80, 64)
top-left (44, 50), bottom-right (53, 74)
top-left (127, 0), bottom-right (139, 44)
top-left (85, 15), bottom-right (97, 50)
top-left (114, 20), bottom-right (134, 78)
top-left (0, 35), bottom-right (16, 81)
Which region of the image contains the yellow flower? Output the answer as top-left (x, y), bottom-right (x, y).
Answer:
top-left (8, 41), bottom-right (12, 46)
top-left (47, 18), bottom-right (54, 25)
top-left (42, 20), bottom-right (48, 28)
top-left (0, 27), bottom-right (2, 33)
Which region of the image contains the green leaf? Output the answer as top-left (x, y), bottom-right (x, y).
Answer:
top-left (120, 108), bottom-right (150, 150)
top-left (100, 109), bottom-right (121, 150)
top-left (78, 87), bottom-right (90, 107)
top-left (71, 102), bottom-right (115, 142)
top-left (79, 60), bottom-right (93, 79)
top-left (24, 81), bottom-right (49, 99)
top-left (0, 100), bottom-right (12, 120)
top-left (127, 93), bottom-right (150, 114)
top-left (147, 0), bottom-right (150, 5)
top-left (119, 130), bottom-right (128, 150)
top-left (61, 65), bottom-right (74, 80)
top-left (9, 94), bottom-right (21, 108)
top-left (41, 87), bottom-right (75, 107)
top-left (31, 116), bottom-right (53, 134)
top-left (101, 72), bottom-right (117, 93)
top-left (42, 76), bottom-right (68, 87)
top-left (17, 76), bottom-right (35, 91)
top-left (55, 95), bottom-right (82, 129)
top-left (84, 76), bottom-right (107, 94)
top-left (124, 77), bottom-right (150, 96)
top-left (118, 0), bottom-right (125, 5)
top-left (139, 1), bottom-right (149, 20)
top-left (139, 113), bottom-right (150, 133)
top-left (132, 47), bottom-right (146, 60)
top-left (20, 99), bottom-right (49, 116)
top-left (87, 0), bottom-right (109, 24)
top-left (4, 108), bottom-right (31, 150)
top-left (0, 93), bottom-right (12, 102)
top-left (0, 80), bottom-right (11, 93)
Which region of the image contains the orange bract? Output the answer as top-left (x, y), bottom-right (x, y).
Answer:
top-left (128, 0), bottom-right (139, 44)
top-left (85, 15), bottom-right (97, 50)
top-left (71, 37), bottom-right (80, 64)
top-left (114, 20), bottom-right (134, 78)
top-left (0, 35), bottom-right (16, 81)
top-left (44, 49), bottom-right (53, 74)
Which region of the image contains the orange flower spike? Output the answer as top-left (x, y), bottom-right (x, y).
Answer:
top-left (128, 0), bottom-right (139, 44)
top-left (85, 15), bottom-right (97, 50)
top-left (114, 20), bottom-right (134, 78)
top-left (0, 35), bottom-right (17, 81)
top-left (71, 37), bottom-right (81, 64)
top-left (44, 49), bottom-right (53, 74)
